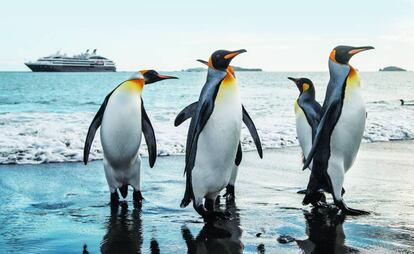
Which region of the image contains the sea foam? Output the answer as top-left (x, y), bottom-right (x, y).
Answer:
top-left (0, 99), bottom-right (412, 165)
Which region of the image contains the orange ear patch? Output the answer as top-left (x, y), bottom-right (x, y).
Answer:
top-left (329, 49), bottom-right (337, 62)
top-left (302, 83), bottom-right (310, 92)
top-left (208, 57), bottom-right (214, 68)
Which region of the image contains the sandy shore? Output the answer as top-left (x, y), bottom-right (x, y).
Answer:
top-left (0, 140), bottom-right (413, 253)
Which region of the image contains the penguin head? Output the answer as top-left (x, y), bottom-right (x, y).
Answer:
top-left (329, 45), bottom-right (374, 65)
top-left (288, 77), bottom-right (314, 95)
top-left (197, 59), bottom-right (235, 76)
top-left (203, 49), bottom-right (246, 71)
top-left (139, 70), bottom-right (178, 84)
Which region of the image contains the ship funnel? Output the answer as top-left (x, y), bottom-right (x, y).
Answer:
top-left (93, 49), bottom-right (97, 54)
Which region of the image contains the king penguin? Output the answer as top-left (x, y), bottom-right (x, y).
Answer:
top-left (83, 70), bottom-right (178, 205)
top-left (288, 77), bottom-right (322, 168)
top-left (302, 45), bottom-right (374, 215)
top-left (176, 49), bottom-right (263, 220)
top-left (288, 77), bottom-right (322, 196)
top-left (175, 62), bottom-right (262, 202)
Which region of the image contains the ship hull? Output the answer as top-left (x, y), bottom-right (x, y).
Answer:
top-left (25, 64), bottom-right (116, 72)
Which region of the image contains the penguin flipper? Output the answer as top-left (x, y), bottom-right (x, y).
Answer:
top-left (141, 99), bottom-right (157, 168)
top-left (83, 101), bottom-right (106, 165)
top-left (180, 189), bottom-right (192, 208)
top-left (83, 82), bottom-right (124, 165)
top-left (302, 101), bottom-right (341, 170)
top-left (235, 141), bottom-right (242, 166)
top-left (174, 102), bottom-right (198, 127)
top-left (242, 105), bottom-right (263, 158)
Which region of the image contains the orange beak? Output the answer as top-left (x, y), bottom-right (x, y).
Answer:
top-left (224, 49), bottom-right (247, 59)
top-left (349, 46), bottom-right (375, 55)
top-left (157, 74), bottom-right (178, 80)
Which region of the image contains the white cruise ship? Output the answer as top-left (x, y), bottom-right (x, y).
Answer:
top-left (25, 49), bottom-right (116, 72)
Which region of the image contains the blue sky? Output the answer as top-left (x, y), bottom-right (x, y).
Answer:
top-left (1, 0), bottom-right (413, 71)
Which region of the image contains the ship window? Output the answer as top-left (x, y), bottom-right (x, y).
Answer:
top-left (89, 56), bottom-right (107, 60)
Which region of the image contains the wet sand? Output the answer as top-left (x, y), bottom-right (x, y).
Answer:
top-left (0, 140), bottom-right (413, 253)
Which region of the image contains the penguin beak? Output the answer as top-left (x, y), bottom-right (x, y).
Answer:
top-left (287, 77), bottom-right (298, 83)
top-left (156, 74), bottom-right (178, 80)
top-left (224, 49), bottom-right (247, 60)
top-left (349, 46), bottom-right (375, 56)
top-left (288, 77), bottom-right (303, 92)
top-left (196, 59), bottom-right (209, 66)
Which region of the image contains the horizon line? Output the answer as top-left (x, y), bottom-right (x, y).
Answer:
top-left (0, 69), bottom-right (410, 73)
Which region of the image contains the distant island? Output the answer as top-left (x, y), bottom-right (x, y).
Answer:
top-left (183, 66), bottom-right (262, 72)
top-left (379, 66), bottom-right (406, 72)
top-left (184, 67), bottom-right (205, 72)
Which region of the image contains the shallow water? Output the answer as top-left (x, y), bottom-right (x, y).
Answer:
top-left (0, 141), bottom-right (413, 253)
top-left (0, 71), bottom-right (413, 164)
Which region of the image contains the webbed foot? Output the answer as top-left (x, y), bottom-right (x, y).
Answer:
top-left (336, 200), bottom-right (370, 216)
top-left (303, 190), bottom-right (326, 207)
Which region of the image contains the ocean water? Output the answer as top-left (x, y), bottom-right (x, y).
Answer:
top-left (0, 71), bottom-right (413, 164)
top-left (0, 141), bottom-right (413, 253)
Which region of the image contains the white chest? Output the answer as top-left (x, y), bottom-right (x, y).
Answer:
top-left (330, 86), bottom-right (366, 171)
top-left (193, 81), bottom-right (242, 184)
top-left (295, 105), bottom-right (313, 158)
top-left (100, 89), bottom-right (142, 164)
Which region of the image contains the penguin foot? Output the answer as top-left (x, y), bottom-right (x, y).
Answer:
top-left (196, 205), bottom-right (216, 222)
top-left (110, 192), bottom-right (119, 207)
top-left (303, 191), bottom-right (326, 207)
top-left (133, 190), bottom-right (144, 208)
top-left (302, 191), bottom-right (326, 207)
top-left (223, 184), bottom-right (235, 201)
top-left (311, 193), bottom-right (327, 207)
top-left (297, 189), bottom-right (308, 194)
top-left (336, 200), bottom-right (370, 216)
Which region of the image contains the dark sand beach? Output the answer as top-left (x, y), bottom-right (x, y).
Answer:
top-left (0, 140), bottom-right (413, 253)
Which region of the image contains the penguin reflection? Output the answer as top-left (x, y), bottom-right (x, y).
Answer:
top-left (296, 207), bottom-right (359, 254)
top-left (100, 202), bottom-right (160, 254)
top-left (181, 201), bottom-right (243, 254)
